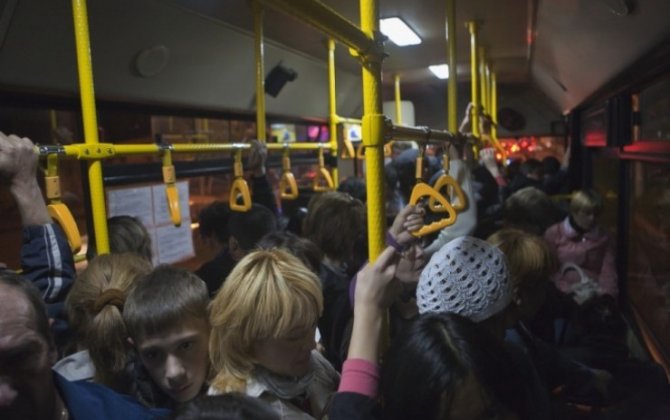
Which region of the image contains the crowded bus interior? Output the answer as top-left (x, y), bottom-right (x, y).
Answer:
top-left (1, 0), bottom-right (670, 418)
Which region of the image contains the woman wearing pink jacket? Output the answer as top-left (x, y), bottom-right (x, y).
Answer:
top-left (544, 190), bottom-right (618, 303)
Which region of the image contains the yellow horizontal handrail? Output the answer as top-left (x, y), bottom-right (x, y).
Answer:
top-left (257, 0), bottom-right (381, 59)
top-left (34, 141), bottom-right (334, 159)
top-left (388, 123), bottom-right (458, 144)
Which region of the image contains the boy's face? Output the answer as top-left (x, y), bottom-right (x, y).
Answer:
top-left (135, 318), bottom-right (210, 403)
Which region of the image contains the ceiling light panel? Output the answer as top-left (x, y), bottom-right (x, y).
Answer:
top-left (380, 17), bottom-right (421, 46)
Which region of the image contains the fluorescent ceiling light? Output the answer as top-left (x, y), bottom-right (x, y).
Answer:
top-left (428, 64), bottom-right (450, 79)
top-left (380, 17), bottom-right (421, 46)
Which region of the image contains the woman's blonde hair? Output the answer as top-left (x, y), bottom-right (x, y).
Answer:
top-left (65, 253), bottom-right (152, 392)
top-left (487, 228), bottom-right (558, 290)
top-left (570, 189), bottom-right (603, 216)
top-left (209, 249), bottom-right (323, 392)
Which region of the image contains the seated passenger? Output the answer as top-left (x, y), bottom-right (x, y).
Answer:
top-left (544, 189), bottom-right (618, 302)
top-left (56, 253), bottom-right (152, 393)
top-left (123, 265), bottom-right (211, 409)
top-left (209, 249), bottom-right (339, 419)
top-left (0, 272), bottom-right (168, 420)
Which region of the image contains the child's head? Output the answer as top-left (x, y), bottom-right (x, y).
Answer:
top-left (487, 228), bottom-right (559, 321)
top-left (570, 189), bottom-right (603, 231)
top-left (417, 236), bottom-right (511, 323)
top-left (123, 265), bottom-right (210, 403)
top-left (302, 191), bottom-right (365, 263)
top-left (66, 253), bottom-right (152, 391)
top-left (381, 313), bottom-right (527, 420)
top-left (209, 249), bottom-right (323, 392)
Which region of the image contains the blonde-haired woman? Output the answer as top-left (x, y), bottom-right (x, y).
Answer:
top-left (209, 249), bottom-right (339, 420)
top-left (55, 253), bottom-right (152, 393)
top-left (544, 189), bottom-right (617, 303)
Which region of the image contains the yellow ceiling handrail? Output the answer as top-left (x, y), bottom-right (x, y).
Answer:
top-left (429, 150), bottom-right (468, 213)
top-left (229, 148), bottom-right (252, 212)
top-left (279, 146), bottom-right (299, 200)
top-left (408, 146), bottom-right (457, 237)
top-left (45, 154), bottom-right (82, 253)
top-left (313, 147), bottom-right (334, 192)
top-left (162, 148), bottom-right (181, 226)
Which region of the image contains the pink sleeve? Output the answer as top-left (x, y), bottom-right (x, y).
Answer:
top-left (337, 358), bottom-right (380, 398)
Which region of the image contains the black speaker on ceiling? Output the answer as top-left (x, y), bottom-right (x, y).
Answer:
top-left (265, 63), bottom-right (298, 97)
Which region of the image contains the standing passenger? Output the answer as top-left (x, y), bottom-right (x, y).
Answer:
top-left (209, 249), bottom-right (339, 419)
top-left (123, 265), bottom-right (211, 409)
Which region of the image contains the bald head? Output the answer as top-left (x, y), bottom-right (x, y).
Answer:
top-left (0, 273), bottom-right (52, 347)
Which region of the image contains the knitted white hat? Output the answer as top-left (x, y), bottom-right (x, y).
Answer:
top-left (417, 236), bottom-right (511, 322)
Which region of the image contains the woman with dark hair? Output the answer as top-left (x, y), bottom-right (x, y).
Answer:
top-left (381, 313), bottom-right (527, 420)
top-left (169, 394), bottom-right (279, 420)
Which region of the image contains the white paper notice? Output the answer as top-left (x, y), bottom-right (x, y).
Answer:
top-left (155, 221), bottom-right (195, 264)
top-left (107, 186), bottom-right (154, 227)
top-left (106, 181), bottom-right (195, 265)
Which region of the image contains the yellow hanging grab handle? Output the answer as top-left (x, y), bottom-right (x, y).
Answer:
top-left (313, 147), bottom-right (334, 192)
top-left (408, 148), bottom-right (457, 237)
top-left (229, 148), bottom-right (252, 212)
top-left (384, 140), bottom-right (394, 157)
top-left (356, 142), bottom-right (365, 160)
top-left (340, 137), bottom-right (356, 159)
top-left (279, 146), bottom-right (299, 200)
top-left (429, 150), bottom-right (468, 213)
top-left (45, 154), bottom-right (82, 253)
top-left (162, 149), bottom-right (181, 227)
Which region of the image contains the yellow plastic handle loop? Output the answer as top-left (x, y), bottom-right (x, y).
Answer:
top-left (280, 150), bottom-right (299, 200)
top-left (229, 178), bottom-right (252, 211)
top-left (48, 203), bottom-right (82, 253)
top-left (356, 142), bottom-right (365, 160)
top-left (229, 149), bottom-right (252, 211)
top-left (340, 138), bottom-right (355, 159)
top-left (44, 155), bottom-right (81, 253)
top-left (162, 165), bottom-right (181, 227)
top-left (429, 174), bottom-right (468, 213)
top-left (384, 140), bottom-right (394, 157)
top-left (313, 148), bottom-right (334, 192)
top-left (409, 183), bottom-right (457, 237)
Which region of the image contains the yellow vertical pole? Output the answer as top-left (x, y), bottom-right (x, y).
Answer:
top-left (327, 38), bottom-right (339, 185)
top-left (394, 74), bottom-right (402, 124)
top-left (479, 47), bottom-right (488, 116)
top-left (486, 63), bottom-right (493, 112)
top-left (491, 70), bottom-right (498, 141)
top-left (466, 21), bottom-right (480, 138)
top-left (361, 0), bottom-right (385, 261)
top-left (447, 0), bottom-right (458, 133)
top-left (254, 0), bottom-right (267, 142)
top-left (71, 0), bottom-right (109, 254)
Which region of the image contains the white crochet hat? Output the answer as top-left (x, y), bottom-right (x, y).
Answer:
top-left (417, 236), bottom-right (511, 322)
